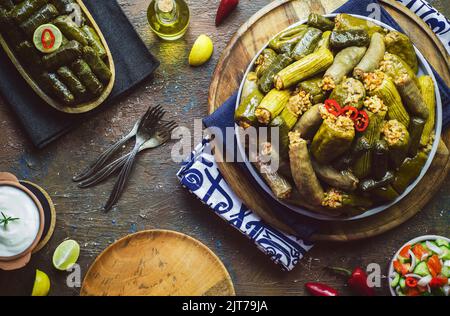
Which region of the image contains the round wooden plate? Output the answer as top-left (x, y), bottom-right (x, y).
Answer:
top-left (80, 230), bottom-right (235, 296)
top-left (207, 0), bottom-right (450, 241)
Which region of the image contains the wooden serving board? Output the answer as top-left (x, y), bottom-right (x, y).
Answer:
top-left (207, 0), bottom-right (450, 241)
top-left (0, 0), bottom-right (115, 114)
top-left (80, 230), bottom-right (235, 296)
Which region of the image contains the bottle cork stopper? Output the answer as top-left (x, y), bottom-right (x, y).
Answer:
top-left (158, 0), bottom-right (174, 13)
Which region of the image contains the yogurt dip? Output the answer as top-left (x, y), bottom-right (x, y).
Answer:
top-left (0, 185), bottom-right (41, 258)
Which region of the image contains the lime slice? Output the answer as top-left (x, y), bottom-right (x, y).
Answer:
top-left (33, 24), bottom-right (63, 54)
top-left (52, 239), bottom-right (80, 271)
top-left (31, 269), bottom-right (50, 296)
top-left (189, 34), bottom-right (214, 66)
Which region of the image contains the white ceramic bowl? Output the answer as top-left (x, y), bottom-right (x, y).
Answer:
top-left (235, 14), bottom-right (443, 221)
top-left (388, 235), bottom-right (450, 296)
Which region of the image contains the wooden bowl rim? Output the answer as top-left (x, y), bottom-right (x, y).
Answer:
top-left (81, 229), bottom-right (235, 296)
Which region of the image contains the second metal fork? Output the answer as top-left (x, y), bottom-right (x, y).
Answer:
top-left (77, 121), bottom-right (178, 188)
top-left (103, 106), bottom-right (166, 212)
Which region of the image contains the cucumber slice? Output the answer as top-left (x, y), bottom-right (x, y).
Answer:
top-left (439, 246), bottom-right (450, 260)
top-left (436, 239), bottom-right (450, 248)
top-left (421, 242), bottom-right (430, 252)
top-left (399, 278), bottom-right (406, 290)
top-left (399, 256), bottom-right (411, 264)
top-left (391, 273), bottom-right (400, 288)
top-left (441, 266), bottom-right (450, 278)
top-left (413, 261), bottom-right (430, 277)
top-left (33, 24), bottom-right (62, 54)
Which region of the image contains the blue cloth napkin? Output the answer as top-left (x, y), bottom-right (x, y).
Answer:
top-left (177, 140), bottom-right (314, 271)
top-left (202, 0), bottom-right (450, 237)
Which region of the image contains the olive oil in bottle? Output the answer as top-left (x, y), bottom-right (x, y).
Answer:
top-left (147, 0), bottom-right (190, 41)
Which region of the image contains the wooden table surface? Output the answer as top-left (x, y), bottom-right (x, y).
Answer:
top-left (0, 0), bottom-right (449, 296)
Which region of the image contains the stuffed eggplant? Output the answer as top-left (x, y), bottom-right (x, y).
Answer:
top-left (0, 0), bottom-right (114, 112)
top-left (234, 14), bottom-right (436, 218)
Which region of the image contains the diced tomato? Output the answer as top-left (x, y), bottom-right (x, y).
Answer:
top-left (399, 245), bottom-right (411, 259)
top-left (417, 285), bottom-right (427, 293)
top-left (429, 276), bottom-right (448, 288)
top-left (412, 244), bottom-right (428, 259)
top-left (427, 255), bottom-right (442, 277)
top-left (393, 260), bottom-right (410, 275)
top-left (405, 287), bottom-right (421, 296)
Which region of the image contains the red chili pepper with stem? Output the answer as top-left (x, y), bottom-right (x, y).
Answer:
top-left (215, 0), bottom-right (239, 26)
top-left (305, 282), bottom-right (339, 296)
top-left (328, 267), bottom-right (375, 296)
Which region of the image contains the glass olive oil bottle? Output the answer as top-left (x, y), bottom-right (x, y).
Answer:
top-left (147, 0), bottom-right (190, 41)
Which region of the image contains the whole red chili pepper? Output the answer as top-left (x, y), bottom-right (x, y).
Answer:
top-left (215, 0), bottom-right (239, 26)
top-left (329, 267), bottom-right (375, 296)
top-left (305, 282), bottom-right (339, 296)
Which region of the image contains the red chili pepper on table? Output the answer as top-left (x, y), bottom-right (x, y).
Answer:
top-left (328, 266), bottom-right (376, 296)
top-left (305, 282), bottom-right (339, 296)
top-left (215, 0), bottom-right (239, 26)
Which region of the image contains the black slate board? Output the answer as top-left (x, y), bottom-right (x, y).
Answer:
top-left (0, 0), bottom-right (159, 148)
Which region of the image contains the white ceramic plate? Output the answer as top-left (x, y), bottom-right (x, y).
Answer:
top-left (235, 14), bottom-right (443, 221)
top-left (388, 235), bottom-right (450, 296)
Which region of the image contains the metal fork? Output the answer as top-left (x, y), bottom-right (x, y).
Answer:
top-left (72, 105), bottom-right (163, 182)
top-left (103, 106), bottom-right (166, 212)
top-left (77, 121), bottom-right (178, 188)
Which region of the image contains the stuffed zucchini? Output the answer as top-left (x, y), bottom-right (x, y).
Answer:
top-left (311, 115), bottom-right (356, 164)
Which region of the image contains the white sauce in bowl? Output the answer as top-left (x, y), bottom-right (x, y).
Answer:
top-left (0, 185), bottom-right (40, 257)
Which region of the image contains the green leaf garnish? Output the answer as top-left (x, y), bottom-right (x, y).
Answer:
top-left (0, 211), bottom-right (19, 228)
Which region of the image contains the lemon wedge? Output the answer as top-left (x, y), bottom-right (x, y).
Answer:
top-left (189, 34), bottom-right (214, 66)
top-left (31, 269), bottom-right (50, 296)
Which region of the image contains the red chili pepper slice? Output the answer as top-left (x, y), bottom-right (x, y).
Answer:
top-left (429, 276), bottom-right (448, 288)
top-left (355, 110), bottom-right (369, 132)
top-left (340, 106), bottom-right (359, 121)
top-left (324, 99), bottom-right (342, 116)
top-left (405, 277), bottom-right (418, 288)
top-left (41, 28), bottom-right (55, 50)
